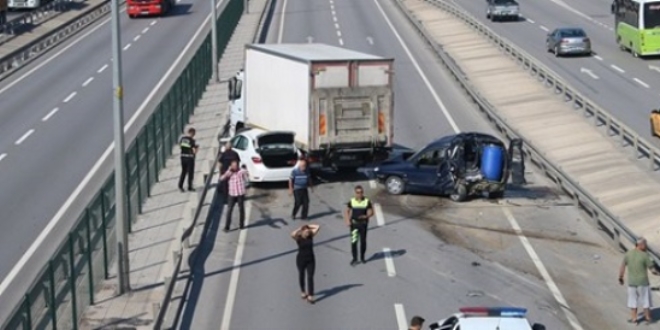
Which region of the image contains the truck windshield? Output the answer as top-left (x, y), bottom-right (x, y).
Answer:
top-left (644, 3), bottom-right (660, 29)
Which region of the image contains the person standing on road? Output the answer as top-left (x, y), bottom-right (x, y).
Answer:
top-left (289, 159), bottom-right (313, 220)
top-left (409, 316), bottom-right (425, 330)
top-left (344, 185), bottom-right (374, 266)
top-left (218, 141), bottom-right (241, 197)
top-left (178, 127), bottom-right (199, 192)
top-left (220, 160), bottom-right (249, 231)
top-left (619, 237), bottom-right (660, 325)
top-left (291, 223), bottom-right (320, 304)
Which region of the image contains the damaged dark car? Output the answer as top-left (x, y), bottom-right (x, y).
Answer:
top-left (372, 132), bottom-right (513, 202)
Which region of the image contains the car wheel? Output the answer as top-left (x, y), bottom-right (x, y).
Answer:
top-left (449, 184), bottom-right (467, 202)
top-left (385, 176), bottom-right (405, 195)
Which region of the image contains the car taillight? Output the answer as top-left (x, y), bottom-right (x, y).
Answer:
top-left (561, 39), bottom-right (569, 44)
top-left (287, 159), bottom-right (297, 165)
top-left (251, 157), bottom-right (262, 164)
top-left (583, 38), bottom-right (590, 43)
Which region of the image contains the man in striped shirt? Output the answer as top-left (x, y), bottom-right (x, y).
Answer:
top-left (220, 160), bottom-right (249, 231)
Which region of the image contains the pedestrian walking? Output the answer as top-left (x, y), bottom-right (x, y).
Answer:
top-left (219, 160), bottom-right (249, 231)
top-left (218, 141), bottom-right (241, 197)
top-left (619, 237), bottom-right (660, 325)
top-left (291, 223), bottom-right (320, 304)
top-left (409, 316), bottom-right (425, 330)
top-left (178, 128), bottom-right (199, 192)
top-left (289, 159), bottom-right (312, 220)
top-left (344, 185), bottom-right (374, 266)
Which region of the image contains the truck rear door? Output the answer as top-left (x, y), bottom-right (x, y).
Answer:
top-left (311, 61), bottom-right (393, 150)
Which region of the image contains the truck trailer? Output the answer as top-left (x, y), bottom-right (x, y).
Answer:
top-left (225, 43), bottom-right (395, 171)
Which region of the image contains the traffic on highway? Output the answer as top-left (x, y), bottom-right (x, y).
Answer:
top-left (2, 0), bottom-right (660, 328)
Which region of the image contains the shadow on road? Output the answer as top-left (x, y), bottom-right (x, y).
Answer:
top-left (314, 283), bottom-right (363, 303)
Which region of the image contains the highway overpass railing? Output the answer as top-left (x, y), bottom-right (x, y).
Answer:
top-left (393, 0), bottom-right (660, 265)
top-left (1, 0), bottom-right (77, 43)
top-left (0, 0), bottom-right (244, 328)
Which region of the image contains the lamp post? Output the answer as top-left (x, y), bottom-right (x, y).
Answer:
top-left (110, 0), bottom-right (130, 295)
top-left (211, 0), bottom-right (218, 83)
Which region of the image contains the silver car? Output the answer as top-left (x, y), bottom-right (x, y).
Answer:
top-left (546, 27), bottom-right (592, 57)
top-left (486, 0), bottom-right (520, 22)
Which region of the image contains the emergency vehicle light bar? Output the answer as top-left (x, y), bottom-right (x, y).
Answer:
top-left (459, 307), bottom-right (527, 318)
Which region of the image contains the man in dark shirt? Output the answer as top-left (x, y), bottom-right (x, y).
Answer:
top-left (217, 141), bottom-right (240, 197)
top-left (289, 159), bottom-right (312, 220)
top-left (178, 128), bottom-right (199, 192)
top-left (344, 185), bottom-right (374, 266)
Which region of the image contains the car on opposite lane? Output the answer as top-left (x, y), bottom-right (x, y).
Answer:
top-left (486, 0), bottom-right (521, 22)
top-left (224, 127), bottom-right (301, 183)
top-left (429, 307), bottom-right (546, 330)
top-left (546, 27), bottom-right (592, 57)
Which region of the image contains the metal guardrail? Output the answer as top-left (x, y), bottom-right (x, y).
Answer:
top-left (393, 0), bottom-right (660, 265)
top-left (0, 0), bottom-right (245, 328)
top-left (1, 0), bottom-right (73, 43)
top-left (0, 0), bottom-right (114, 81)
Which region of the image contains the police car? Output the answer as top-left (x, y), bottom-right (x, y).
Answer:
top-left (429, 307), bottom-right (546, 330)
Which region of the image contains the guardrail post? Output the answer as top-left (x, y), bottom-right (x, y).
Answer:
top-left (23, 294), bottom-right (32, 329)
top-left (101, 192), bottom-right (109, 279)
top-left (48, 261), bottom-right (57, 330)
top-left (68, 234), bottom-right (79, 330)
top-left (85, 212), bottom-right (95, 305)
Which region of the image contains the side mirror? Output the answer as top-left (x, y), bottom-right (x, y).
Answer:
top-left (532, 323), bottom-right (546, 330)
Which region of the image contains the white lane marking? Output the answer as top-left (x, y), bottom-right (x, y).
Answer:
top-left (0, 4), bottom-right (127, 96)
top-left (547, 0), bottom-right (604, 30)
top-left (277, 0), bottom-right (288, 43)
top-left (374, 202), bottom-right (385, 227)
top-left (383, 247), bottom-right (396, 277)
top-left (593, 55), bottom-right (603, 61)
top-left (374, 0), bottom-right (460, 133)
top-left (63, 91), bottom-right (77, 103)
top-left (42, 108), bottom-right (59, 121)
top-left (133, 35), bottom-right (141, 41)
top-left (0, 1), bottom-right (221, 299)
top-left (334, 23), bottom-right (340, 29)
top-left (611, 64), bottom-right (625, 73)
top-left (150, 20), bottom-right (157, 25)
top-left (539, 25), bottom-right (549, 32)
top-left (97, 64), bottom-right (108, 73)
top-left (329, 0), bottom-right (333, 3)
top-left (634, 78), bottom-right (650, 88)
top-left (369, 179), bottom-right (377, 189)
top-left (336, 30), bottom-right (342, 37)
top-left (15, 129), bottom-right (35, 145)
top-left (649, 65), bottom-right (660, 73)
top-left (306, 36), bottom-right (314, 43)
top-left (220, 203), bottom-right (251, 330)
top-left (82, 77), bottom-right (94, 87)
top-left (339, 38), bottom-right (344, 46)
top-left (367, 36), bottom-right (374, 45)
top-left (123, 43), bottom-right (132, 51)
top-left (142, 27), bottom-right (149, 34)
top-left (503, 208), bottom-right (585, 330)
top-left (579, 67), bottom-right (599, 79)
top-left (526, 18), bottom-right (535, 23)
top-left (394, 304), bottom-right (408, 330)
top-left (0, 153), bottom-right (6, 162)
top-left (332, 9), bottom-right (336, 16)
top-left (333, 15), bottom-right (337, 22)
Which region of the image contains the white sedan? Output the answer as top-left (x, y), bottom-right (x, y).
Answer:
top-left (429, 307), bottom-right (546, 330)
top-left (225, 127), bottom-right (301, 183)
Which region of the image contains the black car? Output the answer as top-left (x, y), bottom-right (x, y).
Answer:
top-left (373, 132), bottom-right (513, 202)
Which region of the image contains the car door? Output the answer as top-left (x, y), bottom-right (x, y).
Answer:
top-left (407, 147), bottom-right (446, 191)
top-left (230, 134), bottom-right (250, 165)
top-left (547, 29), bottom-right (558, 50)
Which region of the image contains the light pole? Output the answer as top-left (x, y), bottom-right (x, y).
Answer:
top-left (211, 0), bottom-right (218, 83)
top-left (111, 0), bottom-right (130, 294)
top-left (244, 0), bottom-right (248, 14)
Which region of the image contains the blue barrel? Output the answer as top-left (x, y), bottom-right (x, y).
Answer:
top-left (481, 144), bottom-right (504, 182)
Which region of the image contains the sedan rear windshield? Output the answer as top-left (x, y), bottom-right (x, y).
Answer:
top-left (560, 29), bottom-right (586, 37)
top-left (644, 3), bottom-right (660, 29)
top-left (257, 133), bottom-right (295, 146)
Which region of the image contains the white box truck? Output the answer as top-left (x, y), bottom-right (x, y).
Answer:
top-left (224, 43), bottom-right (394, 171)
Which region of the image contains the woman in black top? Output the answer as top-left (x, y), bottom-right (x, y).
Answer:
top-left (291, 224), bottom-right (320, 304)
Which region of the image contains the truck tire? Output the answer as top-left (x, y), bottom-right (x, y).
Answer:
top-left (385, 176), bottom-right (405, 195)
top-left (449, 184), bottom-right (467, 202)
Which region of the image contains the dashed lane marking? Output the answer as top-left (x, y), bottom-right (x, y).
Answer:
top-left (383, 247), bottom-right (396, 277)
top-left (611, 64), bottom-right (625, 73)
top-left (123, 43), bottom-right (132, 51)
top-left (634, 78), bottom-right (650, 88)
top-left (98, 64), bottom-right (108, 73)
top-left (394, 304), bottom-right (408, 330)
top-left (0, 153), bottom-right (7, 162)
top-left (374, 202), bottom-right (385, 226)
top-left (82, 77), bottom-right (94, 87)
top-left (63, 92), bottom-right (77, 103)
top-left (42, 108), bottom-right (59, 122)
top-left (15, 129), bottom-right (35, 145)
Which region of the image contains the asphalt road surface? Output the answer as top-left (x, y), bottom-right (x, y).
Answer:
top-left (175, 0), bottom-right (656, 329)
top-left (450, 0), bottom-right (660, 146)
top-left (0, 0), bottom-right (213, 301)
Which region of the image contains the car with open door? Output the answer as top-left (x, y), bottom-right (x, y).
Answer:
top-left (372, 132), bottom-right (512, 202)
top-left (225, 127), bottom-right (301, 183)
top-left (429, 307), bottom-right (546, 330)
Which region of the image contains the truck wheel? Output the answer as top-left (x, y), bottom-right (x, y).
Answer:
top-left (449, 184), bottom-right (467, 202)
top-left (385, 176), bottom-right (405, 195)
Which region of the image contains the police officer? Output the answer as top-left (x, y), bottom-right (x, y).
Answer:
top-left (344, 185), bottom-right (374, 266)
top-left (178, 127), bottom-right (199, 192)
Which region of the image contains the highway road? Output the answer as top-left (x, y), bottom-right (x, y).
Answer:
top-left (175, 0), bottom-right (648, 329)
top-left (449, 0), bottom-right (660, 147)
top-left (0, 0), bottom-right (217, 307)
